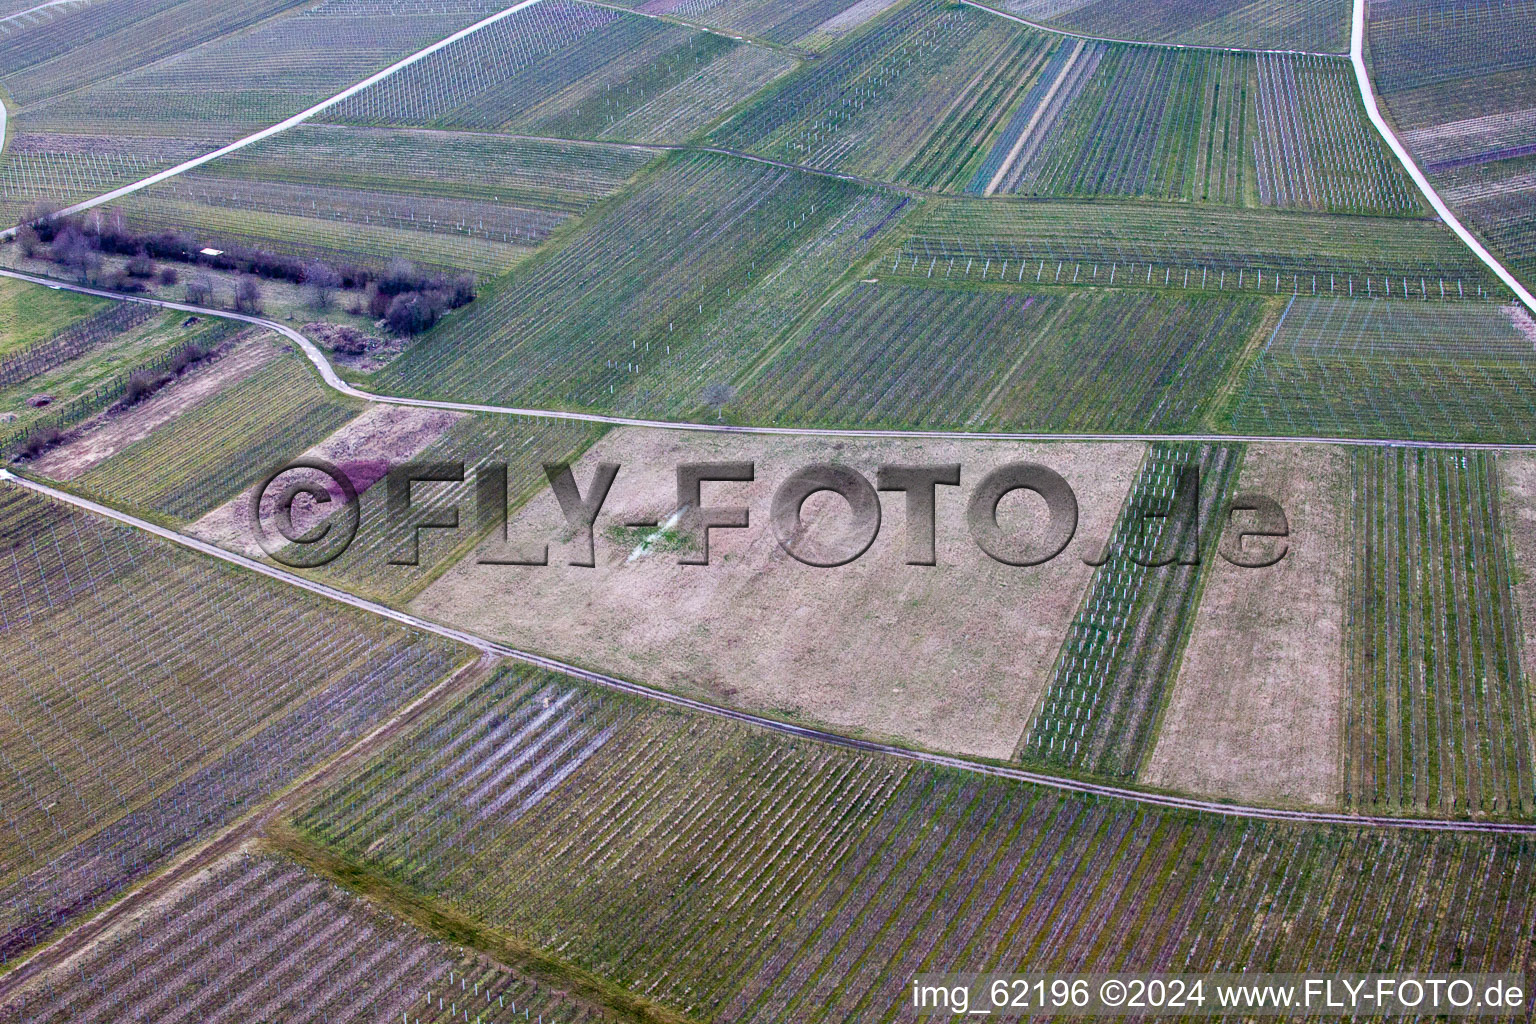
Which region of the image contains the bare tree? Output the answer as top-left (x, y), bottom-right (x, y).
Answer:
top-left (303, 261), bottom-right (342, 311)
top-left (52, 227), bottom-right (100, 283)
top-left (185, 274), bottom-right (215, 306)
top-left (234, 276), bottom-right (263, 313)
top-left (15, 225), bottom-right (41, 259)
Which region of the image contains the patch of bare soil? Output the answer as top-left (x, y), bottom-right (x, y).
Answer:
top-left (1497, 454), bottom-right (1536, 681)
top-left (1505, 303), bottom-right (1536, 348)
top-left (303, 321), bottom-right (403, 373)
top-left (815, 0), bottom-right (903, 33)
top-left (188, 402), bottom-right (462, 557)
top-left (410, 429), bottom-right (1145, 760)
top-left (29, 335), bottom-right (281, 481)
top-left (1140, 443), bottom-right (1349, 809)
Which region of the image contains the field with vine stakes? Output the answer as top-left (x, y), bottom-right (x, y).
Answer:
top-left (1018, 442), bottom-right (1242, 778)
top-left (210, 126), bottom-right (657, 214)
top-left (296, 665), bottom-right (1536, 1023)
top-left (1223, 298), bottom-right (1536, 443)
top-left (891, 197), bottom-right (1504, 297)
top-left (712, 0), bottom-right (1053, 185)
top-left (0, 308), bottom-right (247, 451)
top-left (0, 0), bottom-right (527, 226)
top-left (979, 46), bottom-right (1414, 213)
top-left (1345, 448), bottom-right (1535, 819)
top-left (0, 486), bottom-right (467, 965)
top-left (76, 354), bottom-right (362, 523)
top-left (0, 852), bottom-right (458, 1024)
top-left (378, 152), bottom-right (900, 415)
top-left (0, 137), bottom-right (205, 231)
top-left (113, 188), bottom-right (536, 279)
top-left (728, 283), bottom-right (1263, 431)
top-left (297, 413), bottom-right (605, 606)
top-left (0, 0), bottom-right (309, 107)
top-left (1371, 0), bottom-right (1536, 293)
top-left (996, 0), bottom-right (1351, 52)
top-left (1367, 0), bottom-right (1536, 128)
top-left (12, 0), bottom-right (519, 145)
top-left (602, 0), bottom-right (870, 47)
top-left (322, 0), bottom-right (792, 143)
top-left (105, 129), bottom-right (659, 276)
top-left (0, 304), bottom-right (156, 389)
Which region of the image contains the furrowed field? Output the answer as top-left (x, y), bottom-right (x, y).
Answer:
top-left (602, 0), bottom-right (875, 47)
top-left (1224, 298), bottom-right (1536, 442)
top-left (976, 45), bottom-right (1415, 213)
top-left (1020, 442), bottom-right (1241, 777)
top-left (729, 283), bottom-right (1264, 431)
top-left (712, 0), bottom-right (1049, 184)
top-left (294, 664), bottom-right (1536, 1023)
top-left (1346, 448), bottom-right (1535, 818)
top-left (0, 0), bottom-right (525, 225)
top-left (97, 127), bottom-right (658, 276)
top-left (0, 487), bottom-right (466, 963)
top-left (76, 353), bottom-right (362, 522)
top-left (997, 0), bottom-right (1352, 53)
top-left (1371, 0), bottom-right (1536, 292)
top-left (892, 198), bottom-right (1503, 297)
top-left (323, 0), bottom-right (793, 142)
top-left (0, 847), bottom-right (606, 1024)
top-left (295, 412), bottom-right (605, 606)
top-left (379, 151), bottom-right (904, 415)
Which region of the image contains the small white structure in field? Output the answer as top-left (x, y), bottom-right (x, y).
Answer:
top-left (199, 247), bottom-right (223, 256)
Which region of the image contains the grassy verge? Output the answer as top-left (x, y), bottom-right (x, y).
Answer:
top-left (266, 821), bottom-right (704, 1024)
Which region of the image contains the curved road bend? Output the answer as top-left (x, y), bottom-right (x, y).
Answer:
top-left (4, 267), bottom-right (1536, 452)
top-left (1347, 0), bottom-right (1536, 314)
top-left (5, 467), bottom-right (1536, 835)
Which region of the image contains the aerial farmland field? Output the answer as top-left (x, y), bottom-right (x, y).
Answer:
top-left (1370, 0), bottom-right (1536, 293)
top-left (2, 0), bottom-right (1536, 1017)
top-left (995, 0), bottom-right (1353, 53)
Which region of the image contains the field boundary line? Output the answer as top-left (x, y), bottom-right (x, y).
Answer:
top-left (0, 0), bottom-right (548, 240)
top-left (578, 0), bottom-right (814, 59)
top-left (5, 267), bottom-right (1536, 451)
top-left (1347, 0), bottom-right (1536, 314)
top-left (266, 823), bottom-right (704, 1024)
top-left (0, 0), bottom-right (85, 26)
top-left (9, 467), bottom-right (1536, 834)
top-left (0, 651), bottom-right (497, 998)
top-left (984, 37), bottom-right (1084, 195)
top-left (959, 0), bottom-right (1348, 57)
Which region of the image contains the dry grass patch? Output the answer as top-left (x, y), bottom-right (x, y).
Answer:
top-left (410, 429), bottom-right (1143, 759)
top-left (1140, 442), bottom-right (1348, 808)
top-left (188, 402), bottom-right (462, 557)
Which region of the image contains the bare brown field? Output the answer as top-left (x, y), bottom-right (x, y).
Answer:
top-left (189, 402), bottom-right (463, 557)
top-left (410, 429), bottom-right (1144, 759)
top-left (1140, 443), bottom-right (1349, 808)
top-left (29, 334), bottom-right (280, 480)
